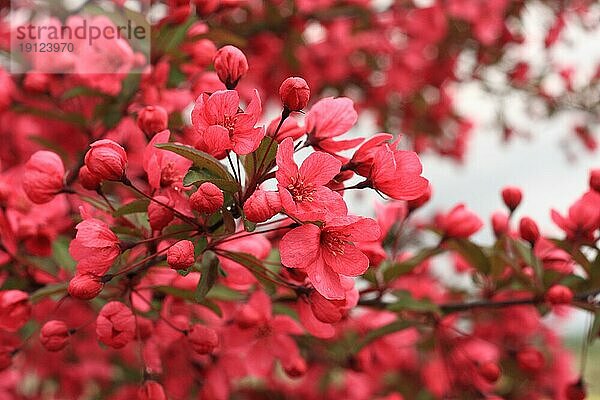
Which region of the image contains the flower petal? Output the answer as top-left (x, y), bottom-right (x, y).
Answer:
top-left (299, 151), bottom-right (341, 186)
top-left (280, 224), bottom-right (321, 269)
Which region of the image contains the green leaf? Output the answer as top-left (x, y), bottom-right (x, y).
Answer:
top-left (113, 199), bottom-right (150, 217)
top-left (30, 283), bottom-right (68, 303)
top-left (183, 168), bottom-right (240, 193)
top-left (383, 247), bottom-right (443, 282)
top-left (242, 137), bottom-right (278, 178)
top-left (446, 239), bottom-right (491, 275)
top-left (387, 290), bottom-right (440, 314)
top-left (352, 319), bottom-right (415, 353)
top-left (52, 236), bottom-right (76, 271)
top-left (61, 86), bottom-right (109, 100)
top-left (195, 251), bottom-right (220, 302)
top-left (155, 143), bottom-right (234, 182)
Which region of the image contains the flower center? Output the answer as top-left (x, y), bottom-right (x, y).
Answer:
top-left (160, 162), bottom-right (179, 187)
top-left (255, 324), bottom-right (272, 339)
top-left (321, 231), bottom-right (350, 256)
top-left (222, 115), bottom-right (237, 137)
top-left (287, 175), bottom-right (316, 203)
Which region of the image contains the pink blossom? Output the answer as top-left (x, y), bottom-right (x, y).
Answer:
top-left (280, 216), bottom-right (380, 299)
top-left (192, 90), bottom-right (264, 156)
top-left (276, 137), bottom-right (346, 221)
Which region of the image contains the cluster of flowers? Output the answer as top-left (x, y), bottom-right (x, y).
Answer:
top-left (0, 1), bottom-right (599, 399)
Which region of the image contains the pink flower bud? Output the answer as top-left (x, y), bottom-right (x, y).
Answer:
top-left (96, 301), bottom-right (135, 349)
top-left (491, 211), bottom-right (509, 238)
top-left (279, 77), bottom-right (310, 111)
top-left (435, 204), bottom-right (483, 239)
top-left (22, 150), bottom-right (65, 204)
top-left (478, 361), bottom-right (501, 383)
top-left (70, 218), bottom-right (120, 276)
top-left (189, 182), bottom-right (223, 214)
top-left (213, 45), bottom-right (248, 88)
top-left (243, 189), bottom-right (281, 223)
top-left (138, 380), bottom-right (167, 400)
top-left (68, 274), bottom-right (104, 300)
top-left (167, 240), bottom-right (195, 270)
top-left (39, 320), bottom-right (70, 351)
top-left (84, 139), bottom-right (127, 181)
top-left (137, 105), bottom-right (168, 136)
top-left (187, 324), bottom-right (218, 355)
top-left (78, 165), bottom-right (101, 191)
top-left (517, 347), bottom-right (544, 373)
top-left (590, 169), bottom-right (600, 193)
top-left (406, 185), bottom-right (432, 211)
top-left (546, 285), bottom-right (573, 305)
top-left (148, 196), bottom-right (175, 231)
top-left (501, 186), bottom-right (522, 211)
top-left (0, 290), bottom-right (30, 332)
top-left (519, 216), bottom-right (540, 244)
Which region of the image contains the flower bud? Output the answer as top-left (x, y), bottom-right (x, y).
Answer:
top-left (137, 106), bottom-right (168, 136)
top-left (478, 361), bottom-right (501, 383)
top-left (68, 273), bottom-right (104, 300)
top-left (40, 320), bottom-right (70, 351)
top-left (589, 169), bottom-right (600, 193)
top-left (283, 356), bottom-right (307, 378)
top-left (84, 139), bottom-right (127, 181)
top-left (491, 211), bottom-right (509, 238)
top-left (516, 347), bottom-right (544, 373)
top-left (96, 301), bottom-right (135, 349)
top-left (501, 186), bottom-right (522, 211)
top-left (407, 185), bottom-right (432, 211)
top-left (243, 189), bottom-right (281, 223)
top-left (519, 217), bottom-right (540, 244)
top-left (279, 77), bottom-right (310, 111)
top-left (0, 290), bottom-right (31, 332)
top-left (138, 380), bottom-right (167, 400)
top-left (148, 196), bottom-right (175, 231)
top-left (188, 324), bottom-right (218, 355)
top-left (167, 240), bottom-right (195, 270)
top-left (22, 151), bottom-right (65, 204)
top-left (189, 182), bottom-right (223, 214)
top-left (546, 285), bottom-right (573, 305)
top-left (78, 165), bottom-right (101, 191)
top-left (213, 45), bottom-right (248, 89)
top-left (565, 379), bottom-right (586, 400)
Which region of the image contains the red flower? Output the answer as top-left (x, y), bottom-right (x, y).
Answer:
top-left (137, 105), bottom-right (168, 136)
top-left (276, 137), bottom-right (346, 221)
top-left (305, 97), bottom-right (362, 157)
top-left (280, 216), bottom-right (380, 299)
top-left (187, 324), bottom-right (219, 355)
top-left (213, 45), bottom-right (248, 88)
top-left (551, 191), bottom-right (600, 242)
top-left (501, 186), bottom-right (523, 211)
top-left (279, 77), bottom-right (310, 111)
top-left (167, 240), bottom-right (195, 270)
top-left (138, 380), bottom-right (167, 400)
top-left (0, 290), bottom-right (30, 332)
top-left (148, 195), bottom-right (175, 231)
top-left (435, 204), bottom-right (483, 239)
top-left (84, 139), bottom-right (128, 181)
top-left (350, 133), bottom-right (429, 200)
top-left (68, 273), bottom-right (104, 300)
top-left (243, 188), bottom-right (281, 223)
top-left (96, 301), bottom-right (136, 349)
top-left (22, 151), bottom-right (65, 204)
top-left (192, 89), bottom-right (264, 156)
top-left (69, 218), bottom-right (120, 276)
top-left (519, 216), bottom-right (540, 244)
top-left (189, 182), bottom-right (224, 214)
top-left (78, 166), bottom-right (101, 191)
top-left (39, 320), bottom-right (70, 351)
top-left (143, 130), bottom-right (192, 190)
